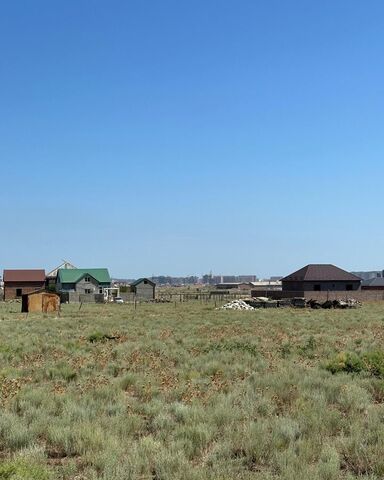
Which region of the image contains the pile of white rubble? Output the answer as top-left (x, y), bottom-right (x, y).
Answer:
top-left (218, 300), bottom-right (254, 311)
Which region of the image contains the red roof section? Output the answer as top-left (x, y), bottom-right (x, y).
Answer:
top-left (282, 264), bottom-right (362, 282)
top-left (3, 269), bottom-right (46, 282)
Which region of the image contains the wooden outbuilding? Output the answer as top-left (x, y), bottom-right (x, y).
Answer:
top-left (21, 291), bottom-right (60, 313)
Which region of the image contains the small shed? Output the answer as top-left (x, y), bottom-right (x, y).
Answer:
top-left (21, 291), bottom-right (60, 313)
top-left (130, 278), bottom-right (156, 300)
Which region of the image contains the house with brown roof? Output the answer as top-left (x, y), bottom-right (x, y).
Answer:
top-left (281, 264), bottom-right (362, 293)
top-left (3, 269), bottom-right (46, 300)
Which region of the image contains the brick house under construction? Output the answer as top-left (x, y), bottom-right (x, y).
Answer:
top-left (281, 264), bottom-right (362, 293)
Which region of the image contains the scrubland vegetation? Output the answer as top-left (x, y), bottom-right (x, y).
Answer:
top-left (1, 301), bottom-right (384, 479)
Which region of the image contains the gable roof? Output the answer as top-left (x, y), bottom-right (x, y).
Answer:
top-left (130, 278), bottom-right (156, 287)
top-left (57, 268), bottom-right (111, 284)
top-left (362, 277), bottom-right (384, 287)
top-left (282, 264), bottom-right (362, 282)
top-left (46, 260), bottom-right (77, 278)
top-left (3, 269), bottom-right (46, 282)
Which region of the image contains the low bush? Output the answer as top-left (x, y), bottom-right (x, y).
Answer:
top-left (326, 352), bottom-right (364, 375)
top-left (0, 458), bottom-right (51, 480)
top-left (326, 350), bottom-right (384, 378)
top-left (87, 331), bottom-right (108, 343)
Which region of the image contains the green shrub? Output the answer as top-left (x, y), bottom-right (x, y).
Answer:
top-left (0, 459), bottom-right (51, 480)
top-left (326, 352), bottom-right (364, 375)
top-left (87, 331), bottom-right (107, 343)
top-left (363, 350), bottom-right (384, 377)
top-left (326, 350), bottom-right (384, 378)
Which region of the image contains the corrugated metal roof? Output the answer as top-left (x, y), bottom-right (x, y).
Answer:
top-left (282, 265), bottom-right (362, 282)
top-left (3, 269), bottom-right (46, 282)
top-left (57, 268), bottom-right (111, 284)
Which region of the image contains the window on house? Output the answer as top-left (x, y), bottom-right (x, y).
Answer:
top-left (85, 276), bottom-right (90, 283)
top-left (314, 284), bottom-right (321, 291)
top-left (16, 288), bottom-right (22, 297)
top-left (99, 288), bottom-right (103, 294)
top-left (144, 280), bottom-right (148, 284)
top-left (85, 289), bottom-right (91, 294)
top-left (346, 284), bottom-right (353, 291)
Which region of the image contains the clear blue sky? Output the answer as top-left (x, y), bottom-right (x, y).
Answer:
top-left (1, 1), bottom-right (383, 278)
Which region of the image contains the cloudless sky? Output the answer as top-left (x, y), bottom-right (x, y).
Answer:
top-left (1, 1), bottom-right (383, 278)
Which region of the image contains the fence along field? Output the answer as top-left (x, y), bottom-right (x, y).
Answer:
top-left (1, 300), bottom-right (384, 479)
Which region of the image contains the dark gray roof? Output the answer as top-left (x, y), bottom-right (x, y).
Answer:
top-left (362, 277), bottom-right (384, 287)
top-left (130, 278), bottom-right (156, 287)
top-left (282, 264), bottom-right (362, 282)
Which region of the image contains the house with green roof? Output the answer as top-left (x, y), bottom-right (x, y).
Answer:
top-left (56, 268), bottom-right (111, 297)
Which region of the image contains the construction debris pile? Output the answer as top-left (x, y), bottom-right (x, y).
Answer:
top-left (306, 298), bottom-right (362, 309)
top-left (218, 297), bottom-right (362, 310)
top-left (219, 299), bottom-right (255, 310)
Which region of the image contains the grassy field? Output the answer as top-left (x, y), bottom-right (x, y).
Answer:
top-left (1, 301), bottom-right (384, 479)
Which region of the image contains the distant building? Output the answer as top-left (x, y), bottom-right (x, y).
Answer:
top-left (215, 282), bottom-right (251, 290)
top-left (130, 278), bottom-right (156, 300)
top-left (361, 277), bottom-right (384, 290)
top-left (237, 275), bottom-right (258, 283)
top-left (218, 275), bottom-right (258, 284)
top-left (250, 281), bottom-right (282, 291)
top-left (352, 270), bottom-right (384, 281)
top-left (3, 270), bottom-right (46, 300)
top-left (46, 260), bottom-right (77, 289)
top-left (222, 276), bottom-right (237, 283)
top-left (150, 276), bottom-right (197, 286)
top-left (281, 264), bottom-right (361, 292)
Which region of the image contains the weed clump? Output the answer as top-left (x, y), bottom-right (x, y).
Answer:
top-left (205, 341), bottom-right (259, 357)
top-left (87, 331), bottom-right (119, 343)
top-left (47, 362), bottom-right (77, 382)
top-left (326, 350), bottom-right (384, 377)
top-left (326, 352), bottom-right (364, 375)
top-left (87, 331), bottom-right (107, 343)
top-left (0, 458), bottom-right (51, 480)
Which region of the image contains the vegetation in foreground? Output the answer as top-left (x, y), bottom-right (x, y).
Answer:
top-left (1, 301), bottom-right (384, 479)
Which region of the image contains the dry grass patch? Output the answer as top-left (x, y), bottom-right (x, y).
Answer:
top-left (0, 301), bottom-right (383, 478)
